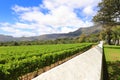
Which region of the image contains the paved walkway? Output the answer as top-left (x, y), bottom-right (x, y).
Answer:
top-left (32, 44), bottom-right (103, 80)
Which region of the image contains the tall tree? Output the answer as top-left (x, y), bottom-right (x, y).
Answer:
top-left (93, 0), bottom-right (120, 45)
top-left (112, 26), bottom-right (120, 45)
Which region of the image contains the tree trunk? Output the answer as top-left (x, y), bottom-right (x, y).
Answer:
top-left (115, 39), bottom-right (118, 45)
top-left (107, 34), bottom-right (111, 45)
top-left (104, 26), bottom-right (112, 45)
top-left (119, 39), bottom-right (120, 45)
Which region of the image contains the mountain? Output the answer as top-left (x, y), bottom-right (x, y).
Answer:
top-left (34, 24), bottom-right (102, 40)
top-left (0, 25), bottom-right (102, 42)
top-left (0, 34), bottom-right (15, 42)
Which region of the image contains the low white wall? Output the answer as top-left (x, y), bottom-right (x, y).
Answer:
top-left (32, 43), bottom-right (103, 80)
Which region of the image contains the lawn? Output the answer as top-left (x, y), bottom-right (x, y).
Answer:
top-left (104, 45), bottom-right (120, 80)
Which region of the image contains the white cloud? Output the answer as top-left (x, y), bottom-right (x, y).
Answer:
top-left (43, 0), bottom-right (100, 10)
top-left (12, 5), bottom-right (31, 12)
top-left (0, 0), bottom-right (101, 37)
top-left (83, 6), bottom-right (95, 15)
top-left (0, 23), bottom-right (36, 37)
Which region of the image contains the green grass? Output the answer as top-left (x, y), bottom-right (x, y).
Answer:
top-left (104, 45), bottom-right (120, 62)
top-left (104, 45), bottom-right (120, 80)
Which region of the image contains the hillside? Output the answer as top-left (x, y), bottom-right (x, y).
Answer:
top-left (0, 24), bottom-right (102, 42)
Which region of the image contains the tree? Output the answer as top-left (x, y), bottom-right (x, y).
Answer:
top-left (99, 31), bottom-right (106, 40)
top-left (111, 26), bottom-right (120, 45)
top-left (93, 0), bottom-right (120, 45)
top-left (78, 34), bottom-right (86, 43)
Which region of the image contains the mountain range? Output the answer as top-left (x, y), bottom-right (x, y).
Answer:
top-left (0, 24), bottom-right (102, 42)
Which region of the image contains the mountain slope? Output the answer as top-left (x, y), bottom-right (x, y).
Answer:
top-left (0, 34), bottom-right (15, 42)
top-left (0, 25), bottom-right (102, 42)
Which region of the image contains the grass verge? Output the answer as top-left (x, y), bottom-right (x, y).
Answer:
top-left (104, 45), bottom-right (120, 80)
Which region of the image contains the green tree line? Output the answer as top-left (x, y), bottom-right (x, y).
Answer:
top-left (93, 0), bottom-right (120, 45)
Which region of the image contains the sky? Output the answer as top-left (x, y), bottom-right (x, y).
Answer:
top-left (0, 0), bottom-right (101, 37)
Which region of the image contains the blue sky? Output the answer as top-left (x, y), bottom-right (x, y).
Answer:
top-left (0, 0), bottom-right (101, 37)
top-left (0, 0), bottom-right (42, 22)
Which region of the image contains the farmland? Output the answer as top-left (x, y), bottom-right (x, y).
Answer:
top-left (104, 45), bottom-right (120, 80)
top-left (0, 43), bottom-right (92, 80)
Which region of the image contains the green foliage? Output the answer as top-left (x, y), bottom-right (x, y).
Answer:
top-left (111, 26), bottom-right (120, 45)
top-left (0, 43), bottom-right (92, 79)
top-left (95, 26), bottom-right (120, 45)
top-left (107, 61), bottom-right (120, 80)
top-left (74, 33), bottom-right (101, 43)
top-left (78, 34), bottom-right (86, 42)
top-left (93, 0), bottom-right (120, 26)
top-left (104, 45), bottom-right (120, 80)
top-left (0, 38), bottom-right (77, 46)
top-left (93, 0), bottom-right (120, 45)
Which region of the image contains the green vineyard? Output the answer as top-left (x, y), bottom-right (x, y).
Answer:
top-left (0, 43), bottom-right (92, 80)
